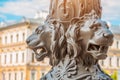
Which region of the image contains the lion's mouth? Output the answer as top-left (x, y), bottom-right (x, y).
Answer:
top-left (33, 47), bottom-right (47, 61)
top-left (87, 43), bottom-right (109, 59)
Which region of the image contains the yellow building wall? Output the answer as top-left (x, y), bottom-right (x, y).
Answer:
top-left (0, 22), bottom-right (51, 80)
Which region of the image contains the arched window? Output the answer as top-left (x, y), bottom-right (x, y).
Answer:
top-left (16, 34), bottom-right (19, 42)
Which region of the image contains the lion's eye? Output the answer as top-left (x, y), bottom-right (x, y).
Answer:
top-left (90, 25), bottom-right (98, 30)
top-left (35, 26), bottom-right (44, 34)
top-left (35, 27), bottom-right (42, 34)
top-left (90, 23), bottom-right (101, 31)
top-left (89, 25), bottom-right (94, 29)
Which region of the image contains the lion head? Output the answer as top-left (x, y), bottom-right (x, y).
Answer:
top-left (26, 24), bottom-right (53, 61)
top-left (81, 19), bottom-right (113, 67)
top-left (83, 19), bottom-right (113, 59)
top-left (26, 22), bottom-right (67, 66)
top-left (66, 13), bottom-right (113, 67)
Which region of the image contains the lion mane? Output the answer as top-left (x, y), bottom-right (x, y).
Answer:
top-left (49, 11), bottom-right (100, 67)
top-left (49, 21), bottom-right (67, 66)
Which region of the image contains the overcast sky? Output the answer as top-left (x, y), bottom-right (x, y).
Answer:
top-left (0, 0), bottom-right (120, 25)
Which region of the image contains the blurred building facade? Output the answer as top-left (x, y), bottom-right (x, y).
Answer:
top-left (99, 33), bottom-right (120, 75)
top-left (0, 16), bottom-right (51, 80)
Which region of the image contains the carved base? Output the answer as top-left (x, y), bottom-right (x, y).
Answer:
top-left (40, 56), bottom-right (112, 80)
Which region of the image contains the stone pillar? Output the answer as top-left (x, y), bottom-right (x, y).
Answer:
top-left (49, 0), bottom-right (102, 21)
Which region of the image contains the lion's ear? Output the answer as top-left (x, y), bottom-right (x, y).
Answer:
top-left (70, 18), bottom-right (80, 25)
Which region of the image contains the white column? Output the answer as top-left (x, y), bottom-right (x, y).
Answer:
top-left (2, 72), bottom-right (5, 80)
top-left (17, 71), bottom-right (20, 80)
top-left (104, 57), bottom-right (109, 68)
top-left (6, 72), bottom-right (8, 80)
top-left (25, 49), bottom-right (31, 64)
top-left (112, 56), bottom-right (117, 68)
top-left (1, 53), bottom-right (4, 66)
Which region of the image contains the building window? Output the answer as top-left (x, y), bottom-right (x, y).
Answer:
top-left (101, 60), bottom-right (104, 66)
top-left (10, 54), bottom-right (12, 64)
top-left (41, 71), bottom-right (45, 77)
top-left (16, 54), bottom-right (18, 63)
top-left (31, 71), bottom-right (36, 80)
top-left (4, 55), bottom-right (6, 64)
top-left (15, 73), bottom-right (17, 80)
top-left (21, 72), bottom-right (23, 80)
top-left (2, 72), bottom-right (5, 80)
top-left (41, 70), bottom-right (47, 78)
top-left (11, 35), bottom-right (13, 43)
top-left (32, 53), bottom-right (35, 62)
top-left (117, 57), bottom-right (119, 67)
top-left (117, 41), bottom-right (119, 49)
top-left (42, 72), bottom-right (45, 77)
top-left (109, 57), bottom-right (112, 67)
top-left (22, 53), bottom-right (24, 63)
top-left (9, 73), bottom-right (11, 80)
top-left (16, 34), bottom-right (19, 42)
top-left (23, 33), bottom-right (25, 41)
top-left (5, 36), bottom-right (7, 43)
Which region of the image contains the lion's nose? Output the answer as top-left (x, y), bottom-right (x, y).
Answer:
top-left (103, 31), bottom-right (113, 39)
top-left (26, 39), bottom-right (30, 44)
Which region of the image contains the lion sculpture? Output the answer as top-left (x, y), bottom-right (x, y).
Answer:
top-left (26, 11), bottom-right (113, 80)
top-left (26, 21), bottom-right (67, 66)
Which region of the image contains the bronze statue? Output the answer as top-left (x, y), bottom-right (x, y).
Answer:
top-left (26, 0), bottom-right (113, 80)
